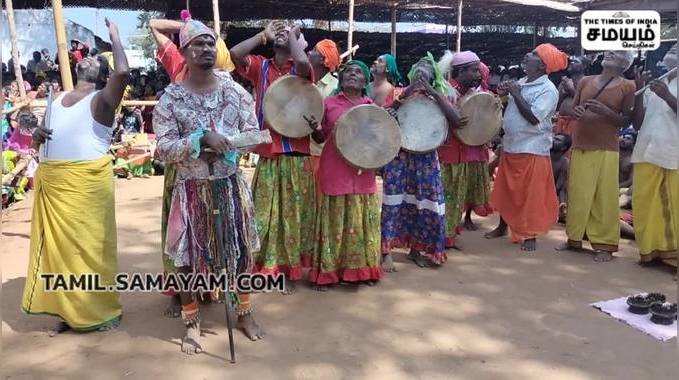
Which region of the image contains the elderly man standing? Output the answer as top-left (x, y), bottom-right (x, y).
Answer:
top-left (230, 22), bottom-right (315, 293)
top-left (22, 19), bottom-right (128, 334)
top-left (557, 51), bottom-right (636, 262)
top-left (486, 44), bottom-right (567, 251)
top-left (631, 43), bottom-right (678, 269)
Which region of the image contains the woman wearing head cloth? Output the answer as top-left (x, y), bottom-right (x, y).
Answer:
top-left (307, 39), bottom-right (341, 194)
top-left (305, 60), bottom-right (382, 290)
top-left (369, 53), bottom-right (403, 107)
top-left (557, 50), bottom-right (636, 262)
top-left (380, 53), bottom-right (466, 269)
top-left (437, 50), bottom-right (493, 249)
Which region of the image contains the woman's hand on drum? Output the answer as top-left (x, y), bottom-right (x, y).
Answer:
top-left (200, 130), bottom-right (231, 154)
top-left (303, 115), bottom-right (325, 144)
top-left (420, 78), bottom-right (438, 98)
top-left (401, 82), bottom-right (420, 100)
top-left (303, 115), bottom-right (320, 131)
top-left (455, 114), bottom-right (469, 130)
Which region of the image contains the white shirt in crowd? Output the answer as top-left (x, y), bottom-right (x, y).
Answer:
top-left (501, 75), bottom-right (559, 157)
top-left (631, 76), bottom-right (679, 170)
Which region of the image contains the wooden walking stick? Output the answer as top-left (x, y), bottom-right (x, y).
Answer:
top-left (206, 158), bottom-right (237, 364)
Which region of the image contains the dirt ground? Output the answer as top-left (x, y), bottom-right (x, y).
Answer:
top-left (1, 172), bottom-right (677, 380)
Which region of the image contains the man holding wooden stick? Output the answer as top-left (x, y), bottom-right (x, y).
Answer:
top-left (153, 19), bottom-right (268, 354)
top-left (148, 10), bottom-right (236, 319)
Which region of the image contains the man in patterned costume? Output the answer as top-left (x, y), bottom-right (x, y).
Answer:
top-left (154, 20), bottom-right (266, 355)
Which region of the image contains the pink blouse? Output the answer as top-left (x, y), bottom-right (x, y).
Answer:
top-left (319, 93), bottom-right (376, 196)
top-left (437, 83), bottom-right (490, 164)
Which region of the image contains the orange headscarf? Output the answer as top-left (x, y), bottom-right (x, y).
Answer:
top-left (315, 39), bottom-right (340, 72)
top-left (534, 43), bottom-right (569, 74)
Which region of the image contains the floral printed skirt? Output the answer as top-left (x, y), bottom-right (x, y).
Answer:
top-left (381, 150), bottom-right (447, 264)
top-left (441, 161), bottom-right (493, 246)
top-left (463, 161), bottom-right (493, 217)
top-left (252, 155), bottom-right (316, 281)
top-left (309, 194), bottom-right (382, 285)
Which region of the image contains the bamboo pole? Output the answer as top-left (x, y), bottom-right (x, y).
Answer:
top-left (532, 22), bottom-right (538, 48)
top-left (2, 99), bottom-right (159, 115)
top-left (52, 0), bottom-right (74, 91)
top-left (0, 26), bottom-right (4, 244)
top-left (5, 0), bottom-right (27, 100)
top-left (347, 0), bottom-right (355, 59)
top-left (212, 0), bottom-right (221, 38)
top-left (390, 4), bottom-right (397, 57)
top-left (455, 0), bottom-right (463, 53)
top-left (445, 23), bottom-right (450, 51)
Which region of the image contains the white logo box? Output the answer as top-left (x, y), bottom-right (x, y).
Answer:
top-left (581, 10), bottom-right (661, 51)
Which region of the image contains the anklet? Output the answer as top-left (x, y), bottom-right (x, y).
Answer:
top-left (181, 301), bottom-right (200, 325)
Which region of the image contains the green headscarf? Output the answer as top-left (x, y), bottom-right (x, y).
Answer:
top-left (336, 60), bottom-right (371, 94)
top-left (407, 52), bottom-right (450, 96)
top-left (382, 54), bottom-right (402, 85)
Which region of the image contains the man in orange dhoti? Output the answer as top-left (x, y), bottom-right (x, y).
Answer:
top-left (485, 44), bottom-right (567, 251)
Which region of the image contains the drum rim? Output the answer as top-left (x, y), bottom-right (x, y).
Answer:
top-left (263, 74), bottom-right (325, 139)
top-left (396, 95), bottom-right (449, 153)
top-left (334, 104), bottom-right (401, 170)
top-left (454, 91), bottom-right (502, 146)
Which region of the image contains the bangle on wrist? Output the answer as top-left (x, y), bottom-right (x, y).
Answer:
top-left (259, 32), bottom-right (267, 46)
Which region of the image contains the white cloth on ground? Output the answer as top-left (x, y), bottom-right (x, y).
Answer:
top-left (591, 296), bottom-right (676, 342)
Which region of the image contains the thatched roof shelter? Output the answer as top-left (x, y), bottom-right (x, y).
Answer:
top-left (12, 1), bottom-right (582, 26)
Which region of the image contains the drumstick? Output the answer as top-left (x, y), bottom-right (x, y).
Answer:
top-left (634, 67), bottom-right (677, 96)
top-left (340, 45), bottom-right (359, 61)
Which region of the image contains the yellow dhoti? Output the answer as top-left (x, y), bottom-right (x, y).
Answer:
top-left (21, 156), bottom-right (122, 331)
top-left (566, 149), bottom-right (620, 252)
top-left (632, 163), bottom-right (679, 266)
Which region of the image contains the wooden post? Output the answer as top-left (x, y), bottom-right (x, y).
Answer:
top-left (445, 23), bottom-right (450, 51)
top-left (347, 0), bottom-right (355, 59)
top-left (52, 0), bottom-right (74, 91)
top-left (212, 0), bottom-right (220, 38)
top-left (5, 0), bottom-right (27, 100)
top-left (390, 4), bottom-right (397, 57)
top-left (0, 30), bottom-right (4, 238)
top-left (456, 0), bottom-right (463, 52)
top-left (577, 20), bottom-right (583, 55)
top-left (532, 22), bottom-right (538, 48)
